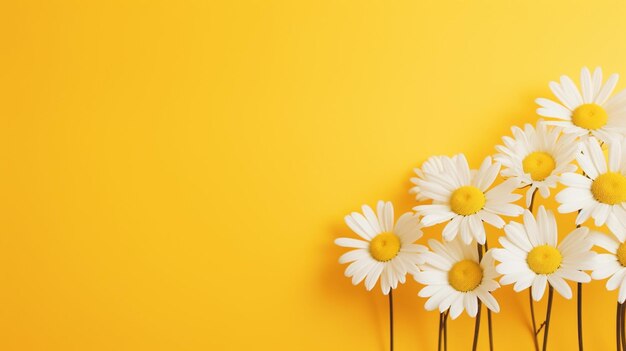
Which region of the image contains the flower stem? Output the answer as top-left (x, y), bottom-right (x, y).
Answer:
top-left (542, 286), bottom-right (554, 351)
top-left (484, 240), bottom-right (494, 351)
top-left (619, 303), bottom-right (626, 351)
top-left (472, 244), bottom-right (484, 351)
top-left (437, 310), bottom-right (450, 351)
top-left (528, 187), bottom-right (537, 213)
top-left (577, 282), bottom-right (583, 351)
top-left (617, 302), bottom-right (621, 351)
top-left (389, 289), bottom-right (394, 351)
top-left (528, 188), bottom-right (540, 351)
top-left (473, 300), bottom-right (482, 351)
top-left (438, 312), bottom-right (443, 351)
top-left (444, 310), bottom-right (449, 351)
top-left (530, 290), bottom-right (540, 351)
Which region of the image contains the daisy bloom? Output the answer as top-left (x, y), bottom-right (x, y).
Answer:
top-left (590, 230), bottom-right (626, 302)
top-left (536, 67), bottom-right (626, 143)
top-left (414, 154), bottom-right (524, 245)
top-left (495, 122), bottom-right (578, 207)
top-left (414, 238), bottom-right (500, 319)
top-left (556, 137), bottom-right (626, 240)
top-left (334, 201), bottom-right (426, 294)
top-left (492, 206), bottom-right (595, 301)
top-left (410, 155), bottom-right (458, 201)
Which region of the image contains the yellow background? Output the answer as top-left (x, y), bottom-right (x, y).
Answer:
top-left (1, 0), bottom-right (625, 349)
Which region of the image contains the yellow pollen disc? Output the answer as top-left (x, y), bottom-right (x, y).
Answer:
top-left (448, 259), bottom-right (483, 292)
top-left (369, 232), bottom-right (401, 262)
top-left (571, 103), bottom-right (608, 130)
top-left (450, 186), bottom-right (486, 216)
top-left (522, 151), bottom-right (556, 181)
top-left (617, 243), bottom-right (626, 267)
top-left (527, 245), bottom-right (562, 274)
top-left (591, 172), bottom-right (626, 205)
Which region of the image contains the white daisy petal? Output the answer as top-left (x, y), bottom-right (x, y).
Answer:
top-left (335, 237), bottom-right (368, 249)
top-left (449, 293), bottom-right (465, 319)
top-left (607, 267), bottom-right (626, 291)
top-left (548, 274), bottom-right (572, 299)
top-left (531, 275), bottom-right (547, 301)
top-left (595, 73), bottom-right (619, 105)
top-left (365, 263), bottom-right (384, 291)
top-left (339, 249), bottom-right (368, 264)
top-left (476, 288), bottom-right (500, 312)
top-left (591, 232), bottom-right (620, 253)
top-left (581, 67), bottom-right (593, 103)
top-left (345, 214), bottom-right (374, 240)
top-left (619, 277), bottom-right (626, 303)
top-left (464, 293), bottom-right (478, 317)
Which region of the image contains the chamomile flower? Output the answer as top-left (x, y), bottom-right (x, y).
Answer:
top-left (492, 206), bottom-right (595, 301)
top-left (590, 230), bottom-right (626, 302)
top-left (335, 201), bottom-right (426, 294)
top-left (495, 122), bottom-right (578, 207)
top-left (414, 154), bottom-right (524, 245)
top-left (536, 67), bottom-right (626, 143)
top-left (414, 238), bottom-right (500, 319)
top-left (410, 155), bottom-right (458, 201)
top-left (556, 137), bottom-right (626, 240)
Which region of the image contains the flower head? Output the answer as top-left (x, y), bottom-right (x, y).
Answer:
top-left (414, 154), bottom-right (524, 244)
top-left (536, 67), bottom-right (626, 143)
top-left (414, 238), bottom-right (500, 319)
top-left (493, 206), bottom-right (595, 301)
top-left (590, 230), bottom-right (626, 303)
top-left (495, 122), bottom-right (578, 207)
top-left (335, 201), bottom-right (426, 294)
top-left (556, 137), bottom-right (626, 240)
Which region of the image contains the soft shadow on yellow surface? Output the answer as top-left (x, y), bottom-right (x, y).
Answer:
top-left (1, 0), bottom-right (626, 350)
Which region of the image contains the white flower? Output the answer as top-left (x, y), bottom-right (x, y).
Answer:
top-left (556, 137), bottom-right (626, 240)
top-left (536, 67), bottom-right (626, 143)
top-left (590, 230), bottom-right (626, 302)
top-left (335, 201), bottom-right (427, 294)
top-left (414, 238), bottom-right (500, 319)
top-left (414, 154), bottom-right (524, 245)
top-left (410, 155), bottom-right (459, 201)
top-left (495, 122), bottom-right (578, 207)
top-left (492, 206), bottom-right (595, 301)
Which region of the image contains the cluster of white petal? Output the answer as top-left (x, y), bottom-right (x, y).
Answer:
top-left (335, 67), bottom-right (626, 321)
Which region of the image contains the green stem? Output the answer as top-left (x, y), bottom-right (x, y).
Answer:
top-left (542, 287), bottom-right (554, 351)
top-left (389, 289), bottom-right (394, 351)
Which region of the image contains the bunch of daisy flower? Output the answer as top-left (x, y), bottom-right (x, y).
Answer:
top-left (334, 67), bottom-right (626, 351)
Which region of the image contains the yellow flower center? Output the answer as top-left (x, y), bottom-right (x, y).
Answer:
top-left (450, 186), bottom-right (486, 216)
top-left (448, 259), bottom-right (483, 292)
top-left (617, 243), bottom-right (626, 267)
top-left (522, 151), bottom-right (556, 181)
top-left (571, 103), bottom-right (608, 130)
top-left (591, 172), bottom-right (626, 205)
top-left (369, 232), bottom-right (401, 262)
top-left (527, 245), bottom-right (562, 274)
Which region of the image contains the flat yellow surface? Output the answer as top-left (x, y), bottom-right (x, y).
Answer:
top-left (0, 1), bottom-right (624, 350)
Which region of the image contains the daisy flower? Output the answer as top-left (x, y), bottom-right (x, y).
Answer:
top-left (410, 155), bottom-right (458, 201)
top-left (556, 137), bottom-right (626, 240)
top-left (414, 154), bottom-right (524, 245)
top-left (334, 201), bottom-right (426, 294)
top-left (590, 230), bottom-right (626, 302)
top-left (536, 67), bottom-right (626, 143)
top-left (414, 238), bottom-right (500, 319)
top-left (492, 206), bottom-right (595, 301)
top-left (495, 122), bottom-right (578, 207)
